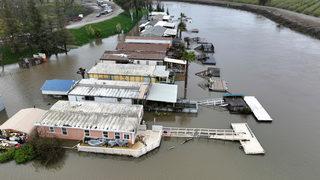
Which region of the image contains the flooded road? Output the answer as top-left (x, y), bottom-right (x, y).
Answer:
top-left (1, 2), bottom-right (320, 179)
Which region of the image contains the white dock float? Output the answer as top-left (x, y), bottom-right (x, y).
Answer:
top-left (244, 96), bottom-right (272, 122)
top-left (231, 123), bottom-right (265, 155)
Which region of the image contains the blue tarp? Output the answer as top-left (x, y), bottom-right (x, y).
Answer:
top-left (41, 79), bottom-right (77, 95)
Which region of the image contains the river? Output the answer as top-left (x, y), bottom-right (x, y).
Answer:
top-left (1, 1), bottom-right (320, 179)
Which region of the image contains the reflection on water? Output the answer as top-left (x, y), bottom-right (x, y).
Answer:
top-left (0, 1), bottom-right (320, 179)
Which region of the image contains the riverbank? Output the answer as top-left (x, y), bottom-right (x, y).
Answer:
top-left (166, 0), bottom-right (320, 39)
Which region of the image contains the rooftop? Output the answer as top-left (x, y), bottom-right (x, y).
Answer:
top-left (101, 50), bottom-right (166, 61)
top-left (88, 62), bottom-right (170, 78)
top-left (140, 26), bottom-right (167, 37)
top-left (36, 101), bottom-right (144, 132)
top-left (147, 83), bottom-right (178, 103)
top-left (125, 36), bottom-right (172, 45)
top-left (68, 79), bottom-right (150, 99)
top-left (116, 42), bottom-right (169, 52)
top-left (41, 79), bottom-right (77, 95)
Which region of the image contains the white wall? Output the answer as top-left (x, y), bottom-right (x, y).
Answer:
top-left (133, 60), bottom-right (163, 66)
top-left (68, 95), bottom-right (133, 104)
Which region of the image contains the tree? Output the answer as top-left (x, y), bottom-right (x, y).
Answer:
top-left (259, 0), bottom-right (270, 6)
top-left (182, 51), bottom-right (195, 98)
top-left (178, 13), bottom-right (187, 38)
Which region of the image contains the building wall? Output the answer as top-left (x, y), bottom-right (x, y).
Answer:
top-left (68, 95), bottom-right (133, 104)
top-left (133, 60), bottom-right (163, 66)
top-left (36, 126), bottom-right (136, 144)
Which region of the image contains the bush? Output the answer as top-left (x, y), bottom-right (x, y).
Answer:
top-left (30, 138), bottom-right (65, 166)
top-left (0, 149), bottom-right (15, 163)
top-left (14, 144), bottom-right (36, 164)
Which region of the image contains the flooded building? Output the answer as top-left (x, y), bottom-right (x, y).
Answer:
top-left (68, 79), bottom-right (149, 104)
top-left (87, 62), bottom-right (170, 83)
top-left (100, 50), bottom-right (166, 65)
top-left (35, 101), bottom-right (144, 144)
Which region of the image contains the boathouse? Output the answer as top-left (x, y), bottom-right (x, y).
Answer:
top-left (35, 101), bottom-right (144, 144)
top-left (87, 62), bottom-right (170, 83)
top-left (68, 79), bottom-right (150, 104)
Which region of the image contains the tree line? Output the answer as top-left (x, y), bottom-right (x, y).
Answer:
top-left (0, 0), bottom-right (75, 61)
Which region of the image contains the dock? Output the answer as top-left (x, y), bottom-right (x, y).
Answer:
top-left (163, 123), bottom-right (265, 155)
top-left (231, 123), bottom-right (265, 154)
top-left (244, 96), bottom-right (272, 122)
top-left (197, 98), bottom-right (226, 107)
top-left (208, 77), bottom-right (228, 92)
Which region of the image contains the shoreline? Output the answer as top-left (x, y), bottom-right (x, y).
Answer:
top-left (165, 0), bottom-right (320, 40)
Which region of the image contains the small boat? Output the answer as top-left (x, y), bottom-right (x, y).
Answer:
top-left (108, 140), bottom-right (117, 147)
top-left (115, 139), bottom-right (128, 147)
top-left (88, 139), bottom-right (105, 146)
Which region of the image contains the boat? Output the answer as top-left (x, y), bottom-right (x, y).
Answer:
top-left (88, 139), bottom-right (105, 146)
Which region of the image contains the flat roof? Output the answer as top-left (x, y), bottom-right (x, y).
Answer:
top-left (0, 108), bottom-right (46, 134)
top-left (116, 42), bottom-right (168, 52)
top-left (36, 101), bottom-right (143, 132)
top-left (88, 62), bottom-right (169, 78)
top-left (101, 50), bottom-right (166, 61)
top-left (68, 79), bottom-right (149, 99)
top-left (147, 83), bottom-right (178, 103)
top-left (141, 26), bottom-right (167, 37)
top-left (164, 57), bottom-right (187, 65)
top-left (41, 79), bottom-right (77, 95)
top-left (125, 36), bottom-right (172, 45)
top-left (164, 29), bottom-right (178, 36)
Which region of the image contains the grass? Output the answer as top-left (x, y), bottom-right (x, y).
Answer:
top-left (69, 11), bottom-right (145, 46)
top-left (229, 0), bottom-right (320, 17)
top-left (0, 10), bottom-right (145, 65)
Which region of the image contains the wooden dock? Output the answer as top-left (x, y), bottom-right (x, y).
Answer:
top-left (231, 123), bottom-right (265, 155)
top-left (208, 77), bottom-right (228, 92)
top-left (244, 96), bottom-right (272, 122)
top-left (163, 123), bottom-right (265, 155)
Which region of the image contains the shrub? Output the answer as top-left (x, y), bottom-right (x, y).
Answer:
top-left (14, 144), bottom-right (36, 164)
top-left (0, 149), bottom-right (15, 163)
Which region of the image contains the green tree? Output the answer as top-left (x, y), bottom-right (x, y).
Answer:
top-left (178, 13), bottom-right (187, 38)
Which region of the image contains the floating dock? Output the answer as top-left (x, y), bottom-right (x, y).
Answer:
top-left (244, 96), bottom-right (272, 122)
top-left (231, 123), bottom-right (265, 155)
top-left (163, 123), bottom-right (265, 155)
top-left (208, 77), bottom-right (228, 92)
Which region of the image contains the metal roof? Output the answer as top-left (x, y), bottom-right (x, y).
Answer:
top-left (36, 101), bottom-right (143, 132)
top-left (147, 83), bottom-right (178, 103)
top-left (41, 79), bottom-right (77, 95)
top-left (141, 26), bottom-right (167, 37)
top-left (68, 79), bottom-right (149, 99)
top-left (88, 62), bottom-right (170, 78)
top-left (116, 42), bottom-right (168, 52)
top-left (125, 36), bottom-right (172, 45)
top-left (164, 29), bottom-right (178, 36)
top-left (164, 57), bottom-right (187, 65)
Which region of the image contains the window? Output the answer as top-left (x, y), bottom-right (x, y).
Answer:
top-left (103, 131), bottom-right (108, 138)
top-left (62, 128), bottom-right (67, 135)
top-left (84, 130), bottom-right (90, 137)
top-left (137, 60), bottom-right (140, 64)
top-left (117, 98), bottom-right (122, 102)
top-left (146, 61), bottom-right (149, 65)
top-left (84, 96), bottom-right (94, 101)
top-left (115, 132), bottom-right (120, 139)
top-left (49, 127), bottom-right (55, 133)
top-left (124, 134), bottom-right (130, 140)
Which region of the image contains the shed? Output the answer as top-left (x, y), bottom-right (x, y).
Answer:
top-left (0, 108), bottom-right (46, 135)
top-left (147, 83), bottom-right (178, 103)
top-left (41, 79), bottom-right (77, 95)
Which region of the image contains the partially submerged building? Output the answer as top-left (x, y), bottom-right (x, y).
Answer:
top-left (100, 50), bottom-right (166, 65)
top-left (35, 101), bottom-right (144, 144)
top-left (87, 62), bottom-right (170, 83)
top-left (68, 79), bottom-right (149, 104)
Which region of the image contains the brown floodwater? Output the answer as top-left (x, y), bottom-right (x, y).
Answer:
top-left (1, 2), bottom-right (320, 179)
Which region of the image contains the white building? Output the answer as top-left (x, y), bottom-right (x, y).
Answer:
top-left (68, 79), bottom-right (150, 104)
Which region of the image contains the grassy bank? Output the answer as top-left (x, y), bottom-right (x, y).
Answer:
top-left (0, 11), bottom-right (144, 65)
top-left (229, 0), bottom-right (320, 17)
top-left (69, 11), bottom-right (144, 46)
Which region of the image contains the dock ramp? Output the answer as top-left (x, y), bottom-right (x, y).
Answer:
top-left (244, 96), bottom-right (272, 122)
top-left (231, 123), bottom-right (265, 155)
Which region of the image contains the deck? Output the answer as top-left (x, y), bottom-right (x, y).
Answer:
top-left (244, 96), bottom-right (272, 122)
top-left (231, 123), bottom-right (265, 155)
top-left (163, 123), bottom-right (265, 155)
top-left (208, 77), bottom-right (228, 92)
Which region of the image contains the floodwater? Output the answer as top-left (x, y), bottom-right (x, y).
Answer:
top-left (1, 1), bottom-right (320, 179)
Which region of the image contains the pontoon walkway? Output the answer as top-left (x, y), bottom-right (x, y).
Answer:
top-left (244, 96), bottom-right (272, 122)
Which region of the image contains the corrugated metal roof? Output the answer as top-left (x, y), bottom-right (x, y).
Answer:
top-left (68, 79), bottom-right (149, 99)
top-left (116, 42), bottom-right (168, 52)
top-left (88, 63), bottom-right (169, 78)
top-left (147, 83), bottom-right (178, 103)
top-left (36, 101), bottom-right (143, 132)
